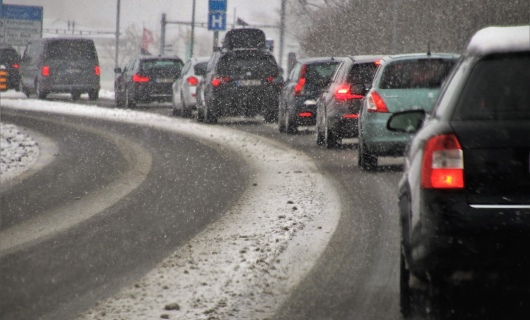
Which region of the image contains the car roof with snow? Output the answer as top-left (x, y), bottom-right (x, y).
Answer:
top-left (465, 25), bottom-right (530, 56)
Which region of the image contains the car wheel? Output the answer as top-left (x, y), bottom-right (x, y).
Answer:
top-left (88, 89), bottom-right (99, 101)
top-left (181, 93), bottom-right (192, 118)
top-left (71, 91), bottom-right (81, 101)
top-left (278, 106), bottom-right (286, 132)
top-left (324, 117), bottom-right (339, 148)
top-left (204, 104), bottom-right (217, 124)
top-left (358, 136), bottom-right (377, 170)
top-left (316, 123), bottom-right (325, 145)
top-left (125, 88), bottom-right (136, 109)
top-left (285, 111), bottom-right (297, 134)
top-left (36, 81), bottom-right (47, 99)
top-left (20, 82), bottom-right (30, 98)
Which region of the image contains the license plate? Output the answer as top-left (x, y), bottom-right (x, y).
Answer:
top-left (238, 80), bottom-right (261, 86)
top-left (156, 78), bottom-right (173, 83)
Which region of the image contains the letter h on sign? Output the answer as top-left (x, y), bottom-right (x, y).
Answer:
top-left (208, 12), bottom-right (226, 31)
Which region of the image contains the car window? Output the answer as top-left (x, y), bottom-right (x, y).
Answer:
top-left (44, 40), bottom-right (97, 60)
top-left (194, 62), bottom-right (207, 76)
top-left (379, 58), bottom-right (456, 89)
top-left (305, 62), bottom-right (339, 83)
top-left (217, 53), bottom-right (278, 77)
top-left (0, 48), bottom-right (20, 63)
top-left (347, 63), bottom-right (378, 85)
top-left (452, 52), bottom-right (530, 121)
top-left (289, 62), bottom-right (301, 81)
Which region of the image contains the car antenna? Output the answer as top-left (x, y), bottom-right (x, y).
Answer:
top-left (427, 41), bottom-right (431, 56)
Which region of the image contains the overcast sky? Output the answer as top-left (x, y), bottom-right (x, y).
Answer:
top-left (13, 0), bottom-right (282, 37)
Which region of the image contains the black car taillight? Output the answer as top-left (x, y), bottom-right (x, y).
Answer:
top-left (421, 133), bottom-right (464, 189)
top-left (212, 76), bottom-right (231, 87)
top-left (133, 73), bottom-right (150, 83)
top-left (42, 65), bottom-right (50, 77)
top-left (294, 65), bottom-right (307, 96)
top-left (334, 84), bottom-right (364, 101)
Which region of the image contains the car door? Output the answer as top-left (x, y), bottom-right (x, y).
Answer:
top-left (281, 62), bottom-right (301, 113)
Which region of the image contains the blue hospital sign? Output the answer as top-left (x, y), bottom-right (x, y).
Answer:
top-left (208, 12), bottom-right (226, 31)
top-left (209, 0), bottom-right (227, 12)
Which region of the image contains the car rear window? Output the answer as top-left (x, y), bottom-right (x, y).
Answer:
top-left (347, 63), bottom-right (378, 85)
top-left (45, 40), bottom-right (97, 60)
top-left (217, 53), bottom-right (278, 77)
top-left (141, 59), bottom-right (183, 73)
top-left (305, 62), bottom-right (339, 84)
top-left (452, 52), bottom-right (530, 121)
top-left (194, 62), bottom-right (207, 76)
top-left (380, 58), bottom-right (456, 89)
top-left (0, 48), bottom-right (20, 63)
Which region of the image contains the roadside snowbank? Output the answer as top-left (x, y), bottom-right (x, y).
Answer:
top-left (0, 122), bottom-right (40, 183)
top-left (2, 98), bottom-right (341, 320)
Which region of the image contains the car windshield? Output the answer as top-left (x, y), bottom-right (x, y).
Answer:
top-left (380, 58), bottom-right (456, 89)
top-left (141, 59), bottom-right (182, 73)
top-left (453, 53), bottom-right (530, 120)
top-left (0, 49), bottom-right (20, 63)
top-left (45, 40), bottom-right (97, 60)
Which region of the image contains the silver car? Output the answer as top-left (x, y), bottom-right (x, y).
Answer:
top-left (172, 57), bottom-right (209, 117)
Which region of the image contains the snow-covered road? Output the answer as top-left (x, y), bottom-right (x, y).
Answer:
top-left (1, 95), bottom-right (341, 320)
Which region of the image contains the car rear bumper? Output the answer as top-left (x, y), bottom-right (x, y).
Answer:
top-left (209, 85), bottom-right (279, 116)
top-left (411, 190), bottom-right (530, 273)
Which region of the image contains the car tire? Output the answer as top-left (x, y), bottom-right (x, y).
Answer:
top-left (181, 93), bottom-right (192, 118)
top-left (20, 82), bottom-right (30, 98)
top-left (325, 127), bottom-right (339, 149)
top-left (358, 137), bottom-right (377, 170)
top-left (204, 104), bottom-right (217, 124)
top-left (71, 91), bottom-right (81, 101)
top-left (125, 88), bottom-right (136, 109)
top-left (278, 107), bottom-right (286, 132)
top-left (316, 125), bottom-right (325, 145)
top-left (88, 89), bottom-right (99, 101)
top-left (36, 81), bottom-right (47, 99)
top-left (285, 111), bottom-right (297, 134)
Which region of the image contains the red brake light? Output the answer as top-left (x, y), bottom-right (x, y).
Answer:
top-left (374, 59), bottom-right (382, 66)
top-left (334, 84), bottom-right (364, 101)
top-left (42, 65), bottom-right (50, 77)
top-left (298, 112), bottom-right (313, 117)
top-left (133, 74), bottom-right (150, 83)
top-left (94, 65), bottom-right (101, 76)
top-left (187, 76), bottom-right (199, 86)
top-left (421, 134), bottom-right (464, 189)
top-left (212, 76), bottom-right (231, 87)
top-left (343, 114), bottom-right (359, 119)
top-left (12, 63), bottom-right (19, 69)
top-left (367, 91), bottom-right (389, 113)
top-left (267, 76), bottom-right (275, 83)
top-left (294, 65), bottom-right (307, 96)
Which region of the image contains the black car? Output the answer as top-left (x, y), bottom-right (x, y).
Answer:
top-left (114, 55), bottom-right (184, 108)
top-left (278, 57), bottom-right (341, 133)
top-left (197, 29), bottom-right (281, 123)
top-left (0, 43), bottom-right (21, 91)
top-left (315, 55), bottom-right (382, 147)
top-left (19, 38), bottom-right (101, 100)
top-left (387, 26), bottom-right (530, 318)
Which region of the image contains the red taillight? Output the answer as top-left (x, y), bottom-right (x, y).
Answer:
top-left (334, 84), bottom-right (364, 101)
top-left (266, 76), bottom-right (275, 83)
top-left (42, 65), bottom-right (50, 77)
top-left (294, 65), bottom-right (307, 96)
top-left (374, 59), bottom-right (382, 66)
top-left (367, 91), bottom-right (389, 113)
top-left (133, 74), bottom-right (150, 83)
top-left (294, 78), bottom-right (305, 96)
top-left (343, 114), bottom-right (359, 119)
top-left (187, 76), bottom-right (198, 86)
top-left (94, 65), bottom-right (101, 76)
top-left (421, 134), bottom-right (464, 189)
top-left (12, 63), bottom-right (19, 69)
top-left (298, 112), bottom-right (313, 117)
top-left (212, 76), bottom-right (231, 87)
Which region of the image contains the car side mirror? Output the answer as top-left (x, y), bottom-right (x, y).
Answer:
top-left (387, 110), bottom-right (426, 133)
top-left (114, 67), bottom-right (122, 73)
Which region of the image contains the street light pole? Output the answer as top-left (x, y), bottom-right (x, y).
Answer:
top-left (190, 0), bottom-right (196, 58)
top-left (279, 0), bottom-right (286, 67)
top-left (115, 0), bottom-right (120, 76)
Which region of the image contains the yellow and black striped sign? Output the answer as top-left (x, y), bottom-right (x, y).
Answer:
top-left (0, 68), bottom-right (7, 91)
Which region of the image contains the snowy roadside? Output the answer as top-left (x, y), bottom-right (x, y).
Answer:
top-left (0, 122), bottom-right (40, 183)
top-left (2, 97), bottom-right (341, 320)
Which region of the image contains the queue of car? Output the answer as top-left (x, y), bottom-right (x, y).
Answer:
top-left (4, 25), bottom-right (529, 319)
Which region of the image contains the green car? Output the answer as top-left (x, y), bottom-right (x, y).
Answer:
top-left (358, 53), bottom-right (459, 170)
